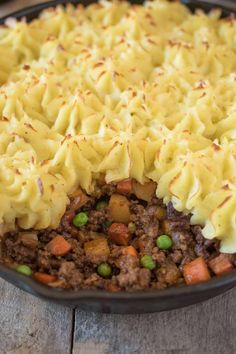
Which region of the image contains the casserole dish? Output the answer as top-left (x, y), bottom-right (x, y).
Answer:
top-left (0, 0), bottom-right (236, 313)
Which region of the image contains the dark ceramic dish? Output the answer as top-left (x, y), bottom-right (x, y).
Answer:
top-left (0, 0), bottom-right (236, 313)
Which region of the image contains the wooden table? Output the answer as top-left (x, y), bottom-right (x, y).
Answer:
top-left (1, 1), bottom-right (236, 353)
top-left (1, 279), bottom-right (236, 354)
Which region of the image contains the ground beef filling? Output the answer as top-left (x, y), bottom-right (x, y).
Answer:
top-left (1, 179), bottom-right (235, 291)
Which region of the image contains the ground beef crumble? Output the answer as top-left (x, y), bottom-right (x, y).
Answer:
top-left (0, 181), bottom-right (235, 291)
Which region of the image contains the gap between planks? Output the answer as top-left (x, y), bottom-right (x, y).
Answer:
top-left (1, 278), bottom-right (236, 354)
top-left (72, 287), bottom-right (236, 354)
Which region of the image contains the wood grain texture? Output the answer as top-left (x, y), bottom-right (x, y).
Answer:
top-left (0, 279), bottom-right (73, 354)
top-left (0, 0), bottom-right (49, 17)
top-left (73, 287), bottom-right (236, 354)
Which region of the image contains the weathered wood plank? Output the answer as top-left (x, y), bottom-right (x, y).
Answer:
top-left (73, 287), bottom-right (236, 354)
top-left (0, 279), bottom-right (73, 354)
top-left (0, 0), bottom-right (48, 17)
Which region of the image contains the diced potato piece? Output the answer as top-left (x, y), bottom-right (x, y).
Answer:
top-left (108, 223), bottom-right (130, 246)
top-left (155, 207), bottom-right (166, 220)
top-left (133, 181), bottom-right (157, 202)
top-left (89, 232), bottom-right (107, 240)
top-left (208, 254), bottom-right (234, 275)
top-left (109, 194), bottom-right (131, 224)
top-left (70, 188), bottom-right (84, 199)
top-left (18, 232), bottom-right (38, 248)
top-left (84, 238), bottom-right (110, 257)
top-left (162, 220), bottom-right (172, 234)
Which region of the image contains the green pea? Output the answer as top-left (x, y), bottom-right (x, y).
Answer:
top-left (16, 265), bottom-right (32, 276)
top-left (73, 212), bottom-right (88, 227)
top-left (156, 235), bottom-right (173, 250)
top-left (96, 200), bottom-right (108, 211)
top-left (128, 222), bottom-right (136, 233)
top-left (97, 263), bottom-right (112, 278)
top-left (140, 255), bottom-right (156, 270)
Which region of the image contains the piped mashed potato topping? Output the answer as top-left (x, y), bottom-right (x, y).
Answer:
top-left (1, 0), bottom-right (236, 251)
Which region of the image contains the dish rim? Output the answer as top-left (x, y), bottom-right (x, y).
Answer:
top-left (1, 262), bottom-right (236, 302)
top-left (0, 0), bottom-right (236, 304)
top-left (1, 0), bottom-right (236, 23)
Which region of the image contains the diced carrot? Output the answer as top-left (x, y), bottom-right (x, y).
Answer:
top-left (66, 210), bottom-right (76, 223)
top-left (108, 223), bottom-right (130, 246)
top-left (34, 272), bottom-right (57, 284)
top-left (106, 283), bottom-right (120, 292)
top-left (183, 257), bottom-right (211, 285)
top-left (117, 179), bottom-right (133, 194)
top-left (208, 254), bottom-right (234, 275)
top-left (123, 245), bottom-right (138, 257)
top-left (84, 238), bottom-right (110, 257)
top-left (47, 235), bottom-right (72, 256)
